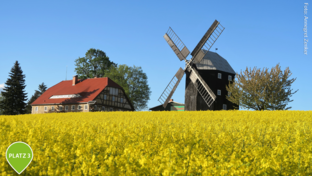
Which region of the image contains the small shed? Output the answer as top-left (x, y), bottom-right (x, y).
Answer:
top-left (149, 99), bottom-right (184, 111)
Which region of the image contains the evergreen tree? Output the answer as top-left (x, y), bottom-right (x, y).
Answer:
top-left (0, 92), bottom-right (4, 115)
top-left (25, 83), bottom-right (48, 114)
top-left (37, 82), bottom-right (47, 96)
top-left (0, 61), bottom-right (28, 115)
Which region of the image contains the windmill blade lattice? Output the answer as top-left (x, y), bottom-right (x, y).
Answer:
top-left (164, 27), bottom-right (190, 61)
top-left (189, 68), bottom-right (216, 107)
top-left (190, 20), bottom-right (225, 64)
top-left (159, 20), bottom-right (224, 109)
top-left (158, 68), bottom-right (185, 108)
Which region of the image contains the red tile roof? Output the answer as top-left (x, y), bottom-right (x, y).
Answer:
top-left (31, 77), bottom-right (124, 105)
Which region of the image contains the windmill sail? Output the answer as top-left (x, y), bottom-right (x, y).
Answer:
top-left (189, 67), bottom-right (216, 107)
top-left (164, 27), bottom-right (190, 61)
top-left (190, 20), bottom-right (225, 64)
top-left (158, 68), bottom-right (185, 108)
top-left (160, 20), bottom-right (224, 110)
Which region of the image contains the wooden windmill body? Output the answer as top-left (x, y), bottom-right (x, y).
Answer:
top-left (158, 20), bottom-right (239, 111)
top-left (185, 51), bottom-right (238, 110)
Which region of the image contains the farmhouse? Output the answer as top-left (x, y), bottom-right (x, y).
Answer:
top-left (31, 75), bottom-right (134, 114)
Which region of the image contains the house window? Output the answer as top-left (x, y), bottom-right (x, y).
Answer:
top-left (71, 105), bottom-right (75, 110)
top-left (217, 89), bottom-right (221, 95)
top-left (44, 106), bottom-right (47, 111)
top-left (228, 75), bottom-right (232, 81)
top-left (59, 106), bottom-right (63, 111)
top-left (218, 73), bottom-right (222, 79)
top-left (110, 108), bottom-right (113, 111)
top-left (120, 98), bottom-right (123, 103)
top-left (65, 105), bottom-right (68, 111)
top-left (35, 107), bottom-right (38, 111)
top-left (94, 105), bottom-right (97, 110)
top-left (223, 104), bottom-right (227, 110)
top-left (112, 96), bottom-right (115, 101)
top-left (110, 87), bottom-right (118, 95)
top-left (51, 106), bottom-right (55, 111)
top-left (104, 95), bottom-right (107, 100)
top-left (228, 92), bottom-right (231, 96)
top-left (102, 106), bottom-right (105, 111)
top-left (84, 104), bottom-right (88, 110)
top-left (78, 105), bottom-right (82, 110)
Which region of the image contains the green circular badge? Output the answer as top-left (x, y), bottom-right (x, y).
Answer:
top-left (6, 141), bottom-right (33, 174)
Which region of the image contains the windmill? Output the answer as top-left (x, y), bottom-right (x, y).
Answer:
top-left (158, 20), bottom-right (237, 110)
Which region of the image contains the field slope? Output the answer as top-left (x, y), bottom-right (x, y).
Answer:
top-left (1, 111), bottom-right (312, 175)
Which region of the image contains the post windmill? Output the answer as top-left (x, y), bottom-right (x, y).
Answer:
top-left (158, 20), bottom-right (238, 111)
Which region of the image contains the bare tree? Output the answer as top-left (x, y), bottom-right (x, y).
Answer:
top-left (226, 63), bottom-right (298, 110)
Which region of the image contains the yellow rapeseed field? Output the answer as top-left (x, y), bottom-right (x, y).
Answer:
top-left (0, 111), bottom-right (312, 175)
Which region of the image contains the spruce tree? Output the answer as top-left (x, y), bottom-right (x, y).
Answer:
top-left (25, 82), bottom-right (47, 114)
top-left (25, 90), bottom-right (40, 114)
top-left (37, 83), bottom-right (47, 96)
top-left (0, 61), bottom-right (28, 115)
top-left (0, 92), bottom-right (4, 115)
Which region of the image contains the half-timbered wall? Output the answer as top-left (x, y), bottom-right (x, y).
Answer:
top-left (92, 86), bottom-right (133, 111)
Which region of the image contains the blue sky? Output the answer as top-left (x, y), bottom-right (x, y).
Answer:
top-left (0, 1), bottom-right (310, 110)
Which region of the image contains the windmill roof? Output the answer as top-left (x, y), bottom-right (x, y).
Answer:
top-left (194, 51), bottom-right (236, 74)
top-left (31, 77), bottom-right (128, 106)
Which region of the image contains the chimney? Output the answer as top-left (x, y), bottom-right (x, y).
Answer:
top-left (72, 75), bottom-right (78, 86)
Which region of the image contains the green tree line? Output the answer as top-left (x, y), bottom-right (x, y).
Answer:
top-left (0, 48), bottom-right (152, 115)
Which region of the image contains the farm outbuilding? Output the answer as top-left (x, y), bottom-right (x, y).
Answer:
top-left (149, 99), bottom-right (184, 111)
